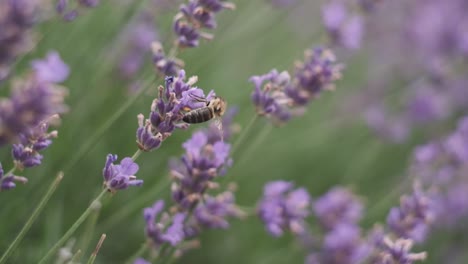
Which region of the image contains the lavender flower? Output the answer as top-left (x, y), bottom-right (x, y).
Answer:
top-left (152, 42), bottom-right (184, 76)
top-left (250, 69), bottom-right (292, 123)
top-left (136, 71), bottom-right (211, 151)
top-left (0, 53), bottom-right (69, 145)
top-left (144, 200), bottom-right (187, 247)
top-left (133, 259), bottom-right (151, 264)
top-left (0, 162), bottom-right (27, 191)
top-left (193, 191), bottom-right (245, 229)
top-left (173, 0), bottom-right (235, 48)
top-left (102, 154), bottom-right (142, 192)
top-left (286, 48), bottom-right (343, 106)
top-left (56, 0), bottom-right (100, 21)
top-left (0, 0), bottom-right (40, 80)
top-left (313, 187), bottom-right (363, 230)
top-left (386, 185), bottom-right (434, 243)
top-left (257, 181), bottom-right (311, 237)
top-left (170, 129), bottom-right (232, 209)
top-left (118, 12), bottom-right (158, 80)
top-left (322, 1), bottom-right (364, 50)
top-left (370, 228), bottom-right (427, 264)
top-left (309, 223), bottom-right (370, 264)
top-left (31, 51), bottom-right (70, 83)
top-left (12, 117), bottom-right (59, 170)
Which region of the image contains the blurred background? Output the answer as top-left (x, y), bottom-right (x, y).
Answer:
top-left (1, 0), bottom-right (467, 263)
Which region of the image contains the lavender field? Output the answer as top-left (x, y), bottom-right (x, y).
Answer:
top-left (1, 0), bottom-right (467, 263)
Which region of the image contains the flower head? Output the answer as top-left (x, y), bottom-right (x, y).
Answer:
top-left (257, 181), bottom-right (311, 237)
top-left (144, 200), bottom-right (187, 247)
top-left (194, 191), bottom-right (245, 229)
top-left (0, 54), bottom-right (69, 145)
top-left (173, 0), bottom-right (234, 48)
top-left (0, 162), bottom-right (27, 191)
top-left (250, 69), bottom-right (292, 123)
top-left (286, 48), bottom-right (343, 106)
top-left (370, 229), bottom-right (427, 264)
top-left (386, 184), bottom-right (435, 243)
top-left (31, 51), bottom-right (70, 83)
top-left (170, 129), bottom-right (232, 209)
top-left (313, 187), bottom-right (363, 230)
top-left (136, 71), bottom-right (211, 151)
top-left (102, 154), bottom-right (142, 192)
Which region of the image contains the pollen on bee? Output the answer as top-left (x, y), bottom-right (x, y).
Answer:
top-left (183, 106), bottom-right (192, 111)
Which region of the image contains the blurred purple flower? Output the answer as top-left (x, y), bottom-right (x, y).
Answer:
top-left (12, 117), bottom-right (59, 170)
top-left (0, 162), bottom-right (27, 191)
top-left (250, 69), bottom-right (292, 123)
top-left (102, 154), bottom-right (142, 192)
top-left (369, 228), bottom-right (427, 264)
top-left (173, 0), bottom-right (234, 48)
top-left (257, 181), bottom-right (311, 237)
top-left (144, 200), bottom-right (187, 247)
top-left (286, 48), bottom-right (343, 106)
top-left (31, 51), bottom-right (70, 83)
top-left (386, 184), bottom-right (434, 243)
top-left (194, 191), bottom-right (245, 229)
top-left (0, 54), bottom-right (69, 146)
top-left (313, 187), bottom-right (363, 230)
top-left (322, 1), bottom-right (364, 50)
top-left (0, 0), bottom-right (40, 80)
top-left (170, 129), bottom-right (232, 209)
top-left (133, 258), bottom-right (151, 264)
top-left (311, 223), bottom-right (370, 264)
top-left (152, 42), bottom-right (184, 76)
top-left (118, 12), bottom-right (158, 80)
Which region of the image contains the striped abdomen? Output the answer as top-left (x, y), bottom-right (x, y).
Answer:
top-left (183, 107), bottom-right (214, 123)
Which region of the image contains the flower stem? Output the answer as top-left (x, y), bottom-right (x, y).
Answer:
top-left (124, 243), bottom-right (148, 264)
top-left (4, 167), bottom-right (16, 177)
top-left (231, 115), bottom-right (258, 158)
top-left (77, 201), bottom-right (102, 257)
top-left (0, 172), bottom-right (63, 264)
top-left (70, 249), bottom-right (82, 263)
top-left (86, 234), bottom-right (106, 264)
top-left (131, 149), bottom-right (143, 161)
top-left (38, 189), bottom-right (108, 264)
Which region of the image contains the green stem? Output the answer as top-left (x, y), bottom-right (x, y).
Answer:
top-left (231, 115), bottom-right (258, 158)
top-left (77, 202), bottom-right (101, 257)
top-left (0, 173), bottom-right (63, 264)
top-left (4, 167), bottom-right (16, 177)
top-left (131, 149), bottom-right (143, 161)
top-left (38, 189), bottom-right (108, 264)
top-left (86, 234), bottom-right (106, 264)
top-left (124, 243), bottom-right (148, 264)
top-left (70, 249), bottom-right (82, 264)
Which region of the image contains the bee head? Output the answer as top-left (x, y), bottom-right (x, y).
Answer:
top-left (212, 97), bottom-right (227, 117)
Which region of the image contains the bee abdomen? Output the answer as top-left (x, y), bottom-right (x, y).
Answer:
top-left (183, 107), bottom-right (213, 123)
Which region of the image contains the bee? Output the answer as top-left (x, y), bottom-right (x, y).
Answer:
top-left (183, 94), bottom-right (227, 123)
top-left (183, 94), bottom-right (227, 138)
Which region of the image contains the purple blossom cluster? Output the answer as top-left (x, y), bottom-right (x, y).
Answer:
top-left (102, 155), bottom-right (142, 192)
top-left (0, 51), bottom-right (69, 146)
top-left (152, 42), bottom-right (184, 77)
top-left (251, 47), bottom-right (343, 124)
top-left (257, 181), bottom-right (311, 237)
top-left (136, 70), bottom-right (212, 152)
top-left (342, 0), bottom-right (468, 143)
top-left (410, 116), bottom-right (468, 226)
top-left (309, 187), bottom-right (370, 264)
top-left (143, 113), bottom-right (243, 252)
top-left (0, 162), bottom-right (27, 191)
top-left (56, 0), bottom-right (100, 21)
top-left (173, 0), bottom-right (235, 48)
top-left (118, 12), bottom-right (158, 81)
top-left (321, 0), bottom-right (365, 50)
top-left (0, 0), bottom-right (40, 80)
top-left (369, 227), bottom-right (427, 264)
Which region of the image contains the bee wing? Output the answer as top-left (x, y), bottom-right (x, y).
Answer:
top-left (188, 93), bottom-right (208, 103)
top-left (214, 118), bottom-right (224, 141)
